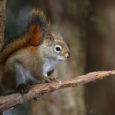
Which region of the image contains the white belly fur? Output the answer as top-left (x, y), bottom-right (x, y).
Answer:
top-left (42, 59), bottom-right (59, 77)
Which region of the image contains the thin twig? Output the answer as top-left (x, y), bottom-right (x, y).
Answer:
top-left (0, 70), bottom-right (115, 112)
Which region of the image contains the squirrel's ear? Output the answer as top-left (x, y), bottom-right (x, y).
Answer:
top-left (28, 9), bottom-right (48, 46)
top-left (45, 33), bottom-right (54, 46)
top-left (51, 32), bottom-right (63, 41)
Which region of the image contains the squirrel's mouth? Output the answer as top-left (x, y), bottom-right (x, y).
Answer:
top-left (57, 56), bottom-right (66, 61)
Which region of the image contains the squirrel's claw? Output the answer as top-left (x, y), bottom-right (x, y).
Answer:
top-left (49, 76), bottom-right (56, 81)
top-left (44, 76), bottom-right (56, 83)
top-left (44, 78), bottom-right (51, 83)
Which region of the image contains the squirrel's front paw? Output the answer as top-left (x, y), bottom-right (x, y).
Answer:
top-left (17, 84), bottom-right (30, 94)
top-left (49, 76), bottom-right (56, 81)
top-left (44, 76), bottom-right (56, 83)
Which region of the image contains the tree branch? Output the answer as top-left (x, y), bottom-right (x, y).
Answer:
top-left (0, 0), bottom-right (7, 49)
top-left (0, 70), bottom-right (115, 112)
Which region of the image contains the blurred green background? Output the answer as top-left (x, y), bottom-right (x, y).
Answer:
top-left (3, 0), bottom-right (115, 115)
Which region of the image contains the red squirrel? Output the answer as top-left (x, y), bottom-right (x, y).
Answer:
top-left (0, 9), bottom-right (70, 94)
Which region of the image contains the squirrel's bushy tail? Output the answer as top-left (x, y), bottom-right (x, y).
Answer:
top-left (0, 9), bottom-right (49, 64)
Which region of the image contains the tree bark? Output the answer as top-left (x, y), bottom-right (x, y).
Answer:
top-left (0, 70), bottom-right (115, 112)
top-left (0, 0), bottom-right (7, 49)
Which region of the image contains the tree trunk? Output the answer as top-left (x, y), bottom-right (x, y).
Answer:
top-left (0, 0), bottom-right (7, 115)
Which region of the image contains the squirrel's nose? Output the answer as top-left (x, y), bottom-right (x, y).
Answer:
top-left (67, 52), bottom-right (70, 59)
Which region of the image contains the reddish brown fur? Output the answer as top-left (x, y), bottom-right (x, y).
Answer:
top-left (27, 46), bottom-right (40, 53)
top-left (0, 24), bottom-right (43, 64)
top-left (29, 24), bottom-right (42, 46)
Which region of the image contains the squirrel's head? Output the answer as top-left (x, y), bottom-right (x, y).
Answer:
top-left (42, 32), bottom-right (70, 61)
top-left (28, 9), bottom-right (70, 61)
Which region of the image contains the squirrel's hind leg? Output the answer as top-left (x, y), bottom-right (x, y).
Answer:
top-left (14, 61), bottom-right (38, 94)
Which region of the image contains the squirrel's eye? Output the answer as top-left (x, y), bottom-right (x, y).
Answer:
top-left (55, 45), bottom-right (62, 52)
top-left (56, 47), bottom-right (61, 51)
